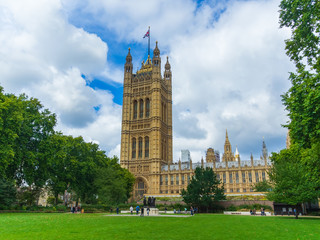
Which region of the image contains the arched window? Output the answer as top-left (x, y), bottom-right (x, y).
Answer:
top-left (139, 99), bottom-right (144, 118)
top-left (132, 138), bottom-right (136, 159)
top-left (145, 137), bottom-right (149, 158)
top-left (133, 100), bottom-right (137, 119)
top-left (146, 98), bottom-right (150, 117)
top-left (138, 137), bottom-right (143, 158)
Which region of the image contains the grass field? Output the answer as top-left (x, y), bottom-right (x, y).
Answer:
top-left (0, 213), bottom-right (319, 240)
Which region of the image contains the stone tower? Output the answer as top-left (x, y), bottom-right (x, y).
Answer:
top-left (222, 130), bottom-right (235, 162)
top-left (120, 42), bottom-right (173, 199)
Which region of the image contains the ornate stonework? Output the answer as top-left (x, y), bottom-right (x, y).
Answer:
top-left (120, 43), bottom-right (270, 200)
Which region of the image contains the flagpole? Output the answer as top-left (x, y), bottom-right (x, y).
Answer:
top-left (148, 26), bottom-right (150, 57)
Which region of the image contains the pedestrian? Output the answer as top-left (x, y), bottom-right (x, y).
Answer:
top-left (140, 207), bottom-right (144, 217)
top-left (253, 208), bottom-right (256, 215)
top-left (136, 205), bottom-right (140, 215)
top-left (294, 208), bottom-right (297, 217)
top-left (174, 209), bottom-right (176, 214)
top-left (190, 206), bottom-right (194, 216)
top-left (184, 207), bottom-right (187, 214)
top-left (147, 207), bottom-right (150, 216)
top-left (164, 207), bottom-right (167, 214)
top-left (110, 207), bottom-right (113, 213)
top-left (116, 207), bottom-right (119, 215)
top-left (250, 209), bottom-right (253, 215)
top-left (130, 206), bottom-right (133, 215)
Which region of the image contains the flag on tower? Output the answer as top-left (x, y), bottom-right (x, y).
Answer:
top-left (143, 30), bottom-right (150, 38)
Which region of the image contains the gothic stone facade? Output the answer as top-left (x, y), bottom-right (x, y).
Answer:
top-left (120, 43), bottom-right (270, 199)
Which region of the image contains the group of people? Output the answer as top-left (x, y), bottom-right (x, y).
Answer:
top-left (173, 207), bottom-right (196, 215)
top-left (250, 208), bottom-right (265, 216)
top-left (131, 205), bottom-right (151, 216)
top-left (70, 205), bottom-right (82, 213)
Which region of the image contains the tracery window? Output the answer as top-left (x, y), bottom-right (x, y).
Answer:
top-left (132, 138), bottom-right (136, 159)
top-left (255, 172), bottom-right (259, 183)
top-left (146, 98), bottom-right (150, 117)
top-left (138, 137), bottom-right (143, 158)
top-left (133, 100), bottom-right (137, 119)
top-left (139, 99), bottom-right (144, 118)
top-left (242, 172), bottom-right (246, 183)
top-left (145, 137), bottom-right (149, 158)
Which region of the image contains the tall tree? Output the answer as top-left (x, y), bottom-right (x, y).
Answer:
top-left (279, 0), bottom-right (320, 147)
top-left (181, 167), bottom-right (225, 212)
top-left (269, 0), bottom-right (320, 212)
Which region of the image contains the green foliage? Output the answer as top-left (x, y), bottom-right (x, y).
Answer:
top-left (268, 144), bottom-right (320, 205)
top-left (94, 156), bottom-right (135, 205)
top-left (253, 180), bottom-right (272, 192)
top-left (0, 178), bottom-right (17, 209)
top-left (279, 0), bottom-right (320, 71)
top-left (271, 0), bottom-right (320, 208)
top-left (181, 167), bottom-right (225, 212)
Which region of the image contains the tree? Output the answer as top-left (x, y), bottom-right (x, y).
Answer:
top-left (0, 178), bottom-right (16, 209)
top-left (94, 156), bottom-right (135, 205)
top-left (268, 0), bottom-right (320, 215)
top-left (279, 0), bottom-right (320, 147)
top-left (268, 145), bottom-right (320, 218)
top-left (253, 180), bottom-right (272, 192)
top-left (181, 167), bottom-right (225, 213)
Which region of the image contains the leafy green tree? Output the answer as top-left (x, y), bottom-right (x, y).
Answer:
top-left (269, 0), bottom-right (320, 215)
top-left (181, 167), bottom-right (225, 212)
top-left (279, 0), bottom-right (320, 147)
top-left (0, 90), bottom-right (24, 179)
top-left (253, 180), bottom-right (272, 192)
top-left (268, 145), bottom-right (320, 218)
top-left (0, 178), bottom-right (17, 209)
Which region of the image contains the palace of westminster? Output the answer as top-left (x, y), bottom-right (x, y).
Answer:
top-left (120, 42), bottom-right (271, 199)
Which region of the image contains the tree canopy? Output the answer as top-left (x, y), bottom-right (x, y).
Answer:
top-left (181, 167), bottom-right (225, 212)
top-left (0, 85), bottom-right (134, 208)
top-left (268, 0), bottom-right (320, 210)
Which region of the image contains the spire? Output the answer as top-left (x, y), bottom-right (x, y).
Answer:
top-left (126, 47), bottom-right (132, 63)
top-left (153, 41), bottom-right (160, 57)
top-left (235, 146), bottom-right (239, 155)
top-left (262, 137), bottom-right (268, 160)
top-left (165, 56), bottom-right (171, 70)
top-left (222, 129), bottom-right (234, 162)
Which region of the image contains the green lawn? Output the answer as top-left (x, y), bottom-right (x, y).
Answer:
top-left (0, 213), bottom-right (319, 240)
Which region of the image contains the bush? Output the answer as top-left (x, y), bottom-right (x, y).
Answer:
top-left (226, 205), bottom-right (237, 211)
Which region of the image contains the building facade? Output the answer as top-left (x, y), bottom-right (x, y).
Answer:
top-left (120, 43), bottom-right (271, 200)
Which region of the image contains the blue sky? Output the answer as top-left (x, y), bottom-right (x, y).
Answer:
top-left (0, 0), bottom-right (293, 161)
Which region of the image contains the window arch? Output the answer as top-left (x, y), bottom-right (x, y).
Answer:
top-left (132, 138), bottom-right (136, 159)
top-left (138, 137), bottom-right (143, 158)
top-left (145, 136), bottom-right (149, 158)
top-left (145, 98), bottom-right (150, 117)
top-left (139, 99), bottom-right (144, 118)
top-left (133, 100), bottom-right (137, 119)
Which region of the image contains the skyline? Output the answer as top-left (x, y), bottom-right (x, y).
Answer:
top-left (0, 0), bottom-right (294, 161)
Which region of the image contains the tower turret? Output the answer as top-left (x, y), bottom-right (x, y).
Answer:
top-left (222, 129), bottom-right (235, 162)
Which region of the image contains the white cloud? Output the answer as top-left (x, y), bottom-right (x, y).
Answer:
top-left (0, 0), bottom-right (121, 157)
top-left (0, 0), bottom-right (294, 162)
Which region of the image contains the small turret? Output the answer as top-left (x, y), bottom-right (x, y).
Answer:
top-left (164, 56), bottom-right (172, 80)
top-left (124, 48), bottom-right (132, 74)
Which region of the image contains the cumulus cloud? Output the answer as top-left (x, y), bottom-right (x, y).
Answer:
top-left (0, 0), bottom-right (121, 157)
top-left (0, 0), bottom-right (294, 161)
